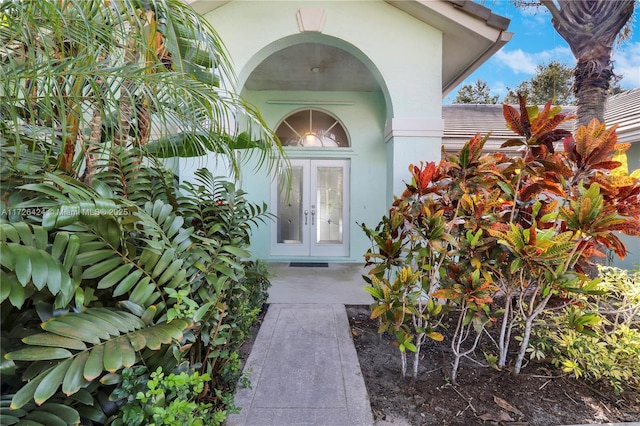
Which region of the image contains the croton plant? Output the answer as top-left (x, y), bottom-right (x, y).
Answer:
top-left (362, 95), bottom-right (640, 381)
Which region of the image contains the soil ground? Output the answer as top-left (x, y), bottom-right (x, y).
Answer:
top-left (346, 305), bottom-right (640, 426)
top-left (238, 305), bottom-right (640, 425)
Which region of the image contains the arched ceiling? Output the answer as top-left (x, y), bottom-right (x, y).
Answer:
top-left (244, 43), bottom-right (380, 92)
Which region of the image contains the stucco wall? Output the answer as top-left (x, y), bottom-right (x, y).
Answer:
top-left (617, 234), bottom-right (640, 270)
top-left (203, 0), bottom-right (443, 119)
top-left (616, 142), bottom-right (640, 270)
top-left (627, 141), bottom-right (640, 173)
top-left (179, 0), bottom-right (446, 261)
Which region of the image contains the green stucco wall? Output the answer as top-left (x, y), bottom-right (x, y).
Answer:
top-left (179, 0), bottom-right (446, 261)
top-left (203, 0), bottom-right (443, 119)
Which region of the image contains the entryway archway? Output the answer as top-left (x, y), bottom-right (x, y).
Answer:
top-left (236, 34), bottom-right (390, 262)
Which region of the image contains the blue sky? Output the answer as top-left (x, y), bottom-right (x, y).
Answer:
top-left (443, 2), bottom-right (640, 103)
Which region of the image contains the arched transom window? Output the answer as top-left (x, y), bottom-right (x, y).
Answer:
top-left (275, 109), bottom-right (349, 147)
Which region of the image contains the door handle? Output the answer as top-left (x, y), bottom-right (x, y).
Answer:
top-left (311, 208), bottom-right (315, 225)
top-left (304, 209), bottom-right (308, 225)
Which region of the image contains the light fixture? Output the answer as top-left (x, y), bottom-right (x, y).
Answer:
top-left (298, 130), bottom-right (338, 147)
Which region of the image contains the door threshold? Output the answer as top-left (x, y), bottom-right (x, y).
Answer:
top-left (289, 262), bottom-right (329, 267)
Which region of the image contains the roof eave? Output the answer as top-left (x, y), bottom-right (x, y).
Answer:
top-left (386, 0), bottom-right (511, 97)
top-left (186, 0), bottom-right (512, 97)
top-left (442, 30), bottom-right (512, 95)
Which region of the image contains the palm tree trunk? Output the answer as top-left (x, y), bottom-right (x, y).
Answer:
top-left (541, 0), bottom-right (635, 127)
top-left (81, 107), bottom-right (103, 186)
top-left (573, 59), bottom-right (613, 128)
top-left (115, 30), bottom-right (138, 147)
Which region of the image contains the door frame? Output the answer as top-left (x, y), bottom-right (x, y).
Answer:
top-left (270, 158), bottom-right (350, 258)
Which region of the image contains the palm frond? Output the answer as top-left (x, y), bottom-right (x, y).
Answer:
top-left (0, 223), bottom-right (77, 309)
top-left (0, 395), bottom-right (81, 426)
top-left (0, 0), bottom-right (284, 179)
top-left (5, 308), bottom-right (188, 408)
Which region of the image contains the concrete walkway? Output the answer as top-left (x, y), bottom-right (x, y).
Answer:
top-left (226, 304), bottom-right (373, 425)
top-left (226, 263), bottom-right (374, 426)
top-left (266, 263), bottom-right (373, 305)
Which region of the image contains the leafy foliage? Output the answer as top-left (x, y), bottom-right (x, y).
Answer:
top-left (112, 366), bottom-right (223, 426)
top-left (530, 266), bottom-right (640, 394)
top-left (504, 60), bottom-right (575, 105)
top-left (453, 79), bottom-right (499, 104)
top-left (362, 95), bottom-right (640, 384)
top-left (0, 395), bottom-right (82, 426)
top-left (1, 1), bottom-right (276, 424)
top-left (1, 161), bottom-right (272, 423)
top-left (0, 0), bottom-right (282, 182)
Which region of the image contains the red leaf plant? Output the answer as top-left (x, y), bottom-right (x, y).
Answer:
top-left (361, 95), bottom-right (640, 382)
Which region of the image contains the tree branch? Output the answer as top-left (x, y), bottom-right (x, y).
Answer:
top-left (540, 0), bottom-right (562, 22)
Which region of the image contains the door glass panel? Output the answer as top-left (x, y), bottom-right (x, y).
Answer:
top-left (315, 167), bottom-right (343, 244)
top-left (277, 166), bottom-right (304, 244)
top-left (271, 159), bottom-right (349, 256)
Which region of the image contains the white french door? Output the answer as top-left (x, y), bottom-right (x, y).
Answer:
top-left (271, 159), bottom-right (350, 257)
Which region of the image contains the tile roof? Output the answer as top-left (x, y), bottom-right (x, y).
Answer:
top-left (443, 88), bottom-right (640, 152)
top-left (605, 88), bottom-right (640, 144)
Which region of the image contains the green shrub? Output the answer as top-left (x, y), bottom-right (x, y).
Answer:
top-left (0, 164), bottom-right (272, 424)
top-left (531, 266), bottom-right (640, 394)
top-left (112, 366), bottom-right (225, 426)
top-left (0, 1), bottom-right (279, 424)
top-left (596, 266), bottom-right (640, 329)
top-left (552, 325), bottom-right (640, 394)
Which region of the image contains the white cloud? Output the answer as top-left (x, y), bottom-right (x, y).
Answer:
top-left (613, 42), bottom-right (640, 88)
top-left (493, 46), bottom-right (573, 76)
top-left (494, 49), bottom-right (537, 74)
top-left (535, 46), bottom-right (573, 66)
top-left (495, 43), bottom-right (638, 89)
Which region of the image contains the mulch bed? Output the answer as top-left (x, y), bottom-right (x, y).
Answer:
top-left (346, 305), bottom-right (640, 425)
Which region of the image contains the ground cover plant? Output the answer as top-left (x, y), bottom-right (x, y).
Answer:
top-left (530, 265), bottom-right (640, 395)
top-left (0, 0), bottom-right (279, 424)
top-left (361, 95), bottom-right (640, 390)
